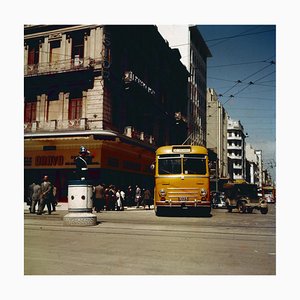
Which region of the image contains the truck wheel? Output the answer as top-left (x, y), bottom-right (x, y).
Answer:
top-left (247, 207), bottom-right (253, 213)
top-left (237, 201), bottom-right (246, 213)
top-left (261, 207), bottom-right (268, 214)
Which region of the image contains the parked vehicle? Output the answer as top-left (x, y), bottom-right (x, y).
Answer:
top-left (211, 192), bottom-right (226, 208)
top-left (223, 181), bottom-right (268, 214)
top-left (262, 186), bottom-right (276, 203)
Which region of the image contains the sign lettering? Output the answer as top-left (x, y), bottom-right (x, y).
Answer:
top-left (35, 155), bottom-right (64, 166)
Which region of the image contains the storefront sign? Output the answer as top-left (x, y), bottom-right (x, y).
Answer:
top-left (35, 155), bottom-right (64, 166)
top-left (124, 71), bottom-right (156, 95)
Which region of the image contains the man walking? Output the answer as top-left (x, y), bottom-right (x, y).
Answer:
top-left (30, 182), bottom-right (41, 214)
top-left (94, 183), bottom-right (105, 212)
top-left (135, 185), bottom-right (142, 208)
top-left (37, 176), bottom-right (53, 215)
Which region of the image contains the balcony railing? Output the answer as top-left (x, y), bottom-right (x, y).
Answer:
top-left (233, 164), bottom-right (242, 169)
top-left (24, 122), bottom-right (156, 146)
top-left (24, 57), bottom-right (102, 76)
top-left (24, 118), bottom-right (88, 132)
top-left (227, 135), bottom-right (242, 140)
top-left (227, 144), bottom-right (242, 150)
top-left (124, 126), bottom-right (155, 145)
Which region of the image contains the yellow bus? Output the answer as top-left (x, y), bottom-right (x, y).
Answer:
top-left (153, 145), bottom-right (211, 216)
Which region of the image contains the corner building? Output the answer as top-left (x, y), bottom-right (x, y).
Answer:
top-left (24, 25), bottom-right (189, 201)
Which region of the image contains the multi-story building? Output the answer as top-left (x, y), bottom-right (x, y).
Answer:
top-left (255, 149), bottom-right (263, 188)
top-left (157, 25), bottom-right (211, 146)
top-left (24, 25), bottom-right (189, 200)
top-left (227, 118), bottom-right (247, 180)
top-left (206, 88), bottom-right (228, 179)
top-left (245, 143), bottom-right (259, 184)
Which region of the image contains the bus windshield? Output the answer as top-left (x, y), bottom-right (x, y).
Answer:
top-left (183, 154), bottom-right (206, 175)
top-left (158, 154), bottom-right (181, 174)
top-left (158, 154), bottom-right (207, 175)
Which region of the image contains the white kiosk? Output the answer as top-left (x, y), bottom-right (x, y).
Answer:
top-left (63, 180), bottom-right (97, 226)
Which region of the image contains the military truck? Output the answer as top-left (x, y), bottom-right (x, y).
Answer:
top-left (223, 181), bottom-right (268, 214)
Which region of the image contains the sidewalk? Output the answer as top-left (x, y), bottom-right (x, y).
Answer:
top-left (24, 202), bottom-right (153, 212)
top-left (24, 201), bottom-right (68, 211)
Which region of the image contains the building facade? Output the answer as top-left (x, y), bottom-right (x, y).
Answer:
top-left (157, 25), bottom-right (211, 146)
top-left (24, 25), bottom-right (189, 200)
top-left (245, 143), bottom-right (259, 184)
top-left (255, 149), bottom-right (263, 188)
top-left (206, 88), bottom-right (228, 179)
top-left (227, 118), bottom-right (247, 181)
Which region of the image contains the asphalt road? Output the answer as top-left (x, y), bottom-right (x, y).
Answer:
top-left (24, 204), bottom-right (276, 275)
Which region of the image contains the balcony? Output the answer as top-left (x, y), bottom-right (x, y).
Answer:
top-left (227, 135), bottom-right (242, 140)
top-left (227, 144), bottom-right (242, 150)
top-left (233, 163), bottom-right (242, 169)
top-left (24, 119), bottom-right (88, 132)
top-left (228, 153), bottom-right (242, 159)
top-left (24, 57), bottom-right (101, 77)
top-left (124, 126), bottom-right (155, 145)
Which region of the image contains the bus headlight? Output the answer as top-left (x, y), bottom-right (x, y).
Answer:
top-left (159, 189), bottom-right (166, 197)
top-left (200, 188), bottom-right (207, 197)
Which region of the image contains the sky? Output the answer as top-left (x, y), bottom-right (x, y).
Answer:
top-left (197, 25), bottom-right (276, 181)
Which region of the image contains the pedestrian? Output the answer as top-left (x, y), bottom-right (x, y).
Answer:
top-left (51, 185), bottom-right (58, 212)
top-left (104, 186), bottom-right (110, 211)
top-left (37, 175), bottom-right (53, 215)
top-left (94, 182), bottom-right (105, 212)
top-left (116, 189), bottom-right (122, 211)
top-left (30, 182), bottom-right (41, 214)
top-left (126, 185), bottom-right (134, 207)
top-left (74, 146), bottom-right (90, 180)
top-left (108, 185), bottom-right (116, 211)
top-left (135, 185), bottom-right (142, 208)
top-left (143, 188), bottom-right (152, 210)
top-left (120, 189), bottom-right (125, 210)
top-left (27, 182), bottom-right (35, 211)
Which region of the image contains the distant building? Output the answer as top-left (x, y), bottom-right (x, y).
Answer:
top-left (245, 143), bottom-right (259, 184)
top-left (227, 118), bottom-right (247, 180)
top-left (255, 149), bottom-right (263, 188)
top-left (158, 25), bottom-right (211, 146)
top-left (206, 88), bottom-right (228, 179)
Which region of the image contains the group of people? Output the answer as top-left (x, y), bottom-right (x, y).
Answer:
top-left (27, 175), bottom-right (57, 215)
top-left (92, 183), bottom-right (153, 212)
top-left (27, 178), bottom-right (153, 214)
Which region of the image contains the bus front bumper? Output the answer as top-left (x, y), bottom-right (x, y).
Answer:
top-left (156, 200), bottom-right (211, 208)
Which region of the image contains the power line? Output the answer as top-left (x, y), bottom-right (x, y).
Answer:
top-left (208, 59), bottom-right (270, 68)
top-left (169, 27), bottom-right (274, 49)
top-left (216, 61), bottom-right (275, 99)
top-left (206, 29), bottom-right (275, 48)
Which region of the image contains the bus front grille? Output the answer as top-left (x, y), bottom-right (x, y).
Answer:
top-left (167, 188), bottom-right (200, 200)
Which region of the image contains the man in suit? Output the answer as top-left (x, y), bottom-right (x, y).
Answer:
top-left (30, 182), bottom-right (41, 214)
top-left (37, 175), bottom-right (53, 215)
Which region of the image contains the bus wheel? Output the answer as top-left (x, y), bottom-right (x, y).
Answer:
top-left (237, 201), bottom-right (246, 213)
top-left (155, 207), bottom-right (164, 216)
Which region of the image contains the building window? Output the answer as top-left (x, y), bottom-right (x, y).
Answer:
top-left (68, 97), bottom-right (82, 120)
top-left (50, 40), bottom-right (61, 63)
top-left (27, 42), bottom-right (39, 65)
top-left (24, 101), bottom-right (37, 123)
top-left (72, 35), bottom-right (84, 59)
